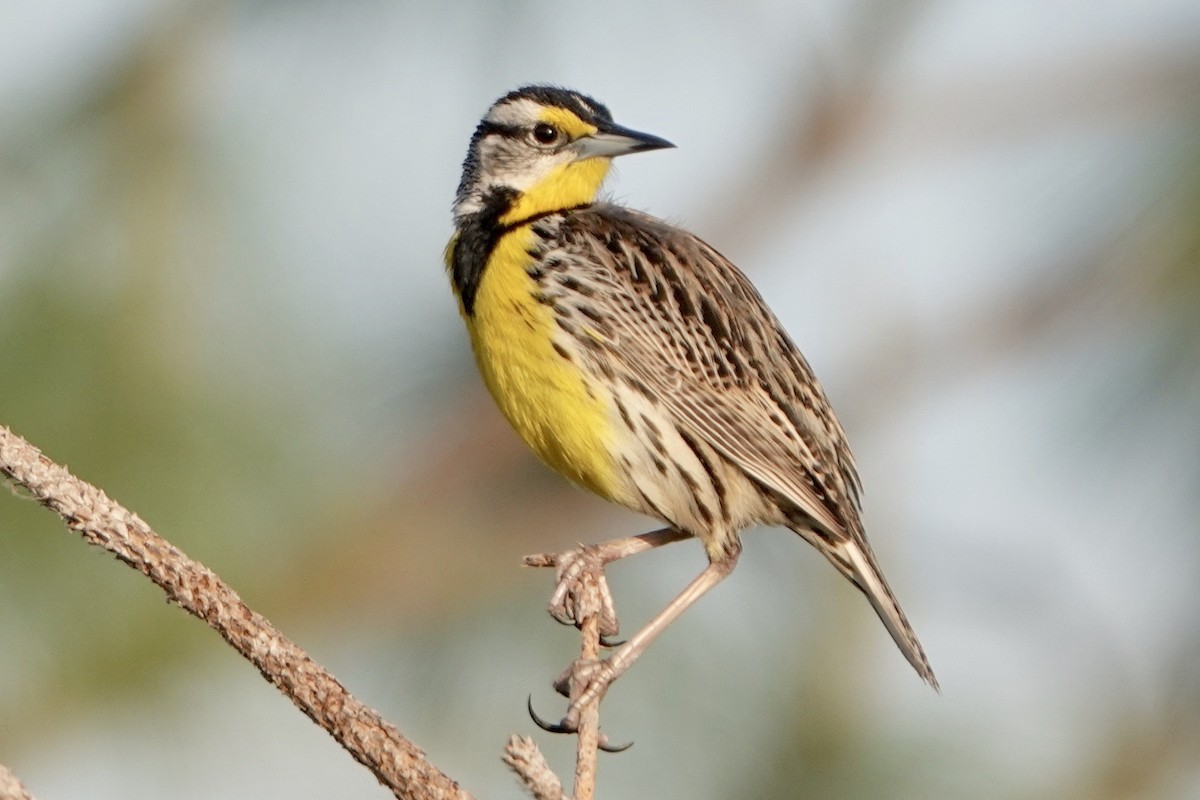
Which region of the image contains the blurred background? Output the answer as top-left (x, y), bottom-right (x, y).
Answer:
top-left (2, 1), bottom-right (1198, 797)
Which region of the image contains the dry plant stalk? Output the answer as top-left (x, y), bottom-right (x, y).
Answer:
top-left (507, 547), bottom-right (627, 800)
top-left (569, 612), bottom-right (604, 800)
top-left (0, 763), bottom-right (35, 800)
top-left (0, 425), bottom-right (471, 800)
top-left (501, 736), bottom-right (563, 800)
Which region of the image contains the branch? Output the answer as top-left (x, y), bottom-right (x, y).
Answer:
top-left (0, 763), bottom-right (35, 800)
top-left (566, 587), bottom-right (605, 800)
top-left (0, 425), bottom-right (472, 800)
top-left (501, 736), bottom-right (562, 800)
top-left (510, 545), bottom-right (636, 799)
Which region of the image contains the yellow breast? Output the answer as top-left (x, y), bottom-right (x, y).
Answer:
top-left (461, 226), bottom-right (618, 499)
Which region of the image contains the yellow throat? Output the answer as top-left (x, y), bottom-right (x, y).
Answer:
top-left (447, 145), bottom-right (619, 499)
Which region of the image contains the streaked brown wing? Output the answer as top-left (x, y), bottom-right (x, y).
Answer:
top-left (556, 204), bottom-right (863, 538)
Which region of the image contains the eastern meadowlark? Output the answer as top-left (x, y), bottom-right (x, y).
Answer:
top-left (446, 85), bottom-right (937, 726)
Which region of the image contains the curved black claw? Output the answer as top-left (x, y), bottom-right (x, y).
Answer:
top-left (598, 735), bottom-right (635, 753)
top-left (527, 694), bottom-right (576, 735)
top-left (599, 634), bottom-right (626, 648)
top-left (527, 696), bottom-right (633, 751)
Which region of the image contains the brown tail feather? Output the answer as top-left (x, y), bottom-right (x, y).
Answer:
top-left (796, 527), bottom-right (939, 690)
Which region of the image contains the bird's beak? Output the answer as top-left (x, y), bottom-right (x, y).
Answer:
top-left (574, 122), bottom-right (675, 161)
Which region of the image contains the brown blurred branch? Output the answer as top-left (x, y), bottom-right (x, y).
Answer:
top-left (0, 763), bottom-right (35, 800)
top-left (706, 6), bottom-right (1200, 254)
top-left (0, 425), bottom-right (472, 800)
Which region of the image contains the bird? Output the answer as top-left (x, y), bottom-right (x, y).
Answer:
top-left (445, 84), bottom-right (937, 729)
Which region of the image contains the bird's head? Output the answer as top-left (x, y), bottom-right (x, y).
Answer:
top-left (453, 85), bottom-right (673, 224)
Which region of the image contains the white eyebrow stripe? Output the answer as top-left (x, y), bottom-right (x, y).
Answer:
top-left (486, 98), bottom-right (543, 127)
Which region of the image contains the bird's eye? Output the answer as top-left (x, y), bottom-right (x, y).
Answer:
top-left (531, 123), bottom-right (562, 146)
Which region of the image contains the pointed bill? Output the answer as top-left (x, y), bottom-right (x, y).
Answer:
top-left (574, 122), bottom-right (675, 161)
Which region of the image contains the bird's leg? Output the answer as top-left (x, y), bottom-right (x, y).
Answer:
top-left (545, 549), bottom-right (739, 733)
top-left (524, 527), bottom-right (692, 638)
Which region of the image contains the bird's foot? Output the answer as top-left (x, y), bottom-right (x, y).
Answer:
top-left (525, 657), bottom-right (633, 752)
top-left (552, 655), bottom-right (614, 703)
top-left (523, 544), bottom-right (620, 639)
